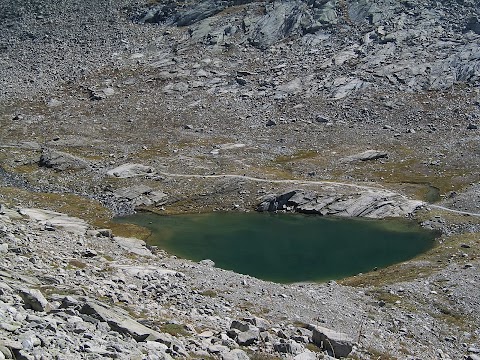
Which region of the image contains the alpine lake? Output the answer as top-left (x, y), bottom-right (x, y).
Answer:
top-left (115, 212), bottom-right (438, 284)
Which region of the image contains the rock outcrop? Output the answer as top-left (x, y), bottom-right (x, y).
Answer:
top-left (311, 325), bottom-right (354, 358)
top-left (257, 189), bottom-right (423, 218)
top-left (18, 208), bottom-right (89, 234)
top-left (107, 163), bottom-right (155, 178)
top-left (342, 150), bottom-right (388, 162)
top-left (39, 149), bottom-right (89, 171)
top-left (135, 0), bottom-right (480, 96)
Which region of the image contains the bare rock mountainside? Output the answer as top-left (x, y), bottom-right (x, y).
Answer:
top-left (1, 0), bottom-right (480, 359)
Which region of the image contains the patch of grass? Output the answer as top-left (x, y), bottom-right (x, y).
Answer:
top-left (237, 300), bottom-right (255, 311)
top-left (40, 285), bottom-right (86, 297)
top-left (59, 146), bottom-right (106, 161)
top-left (341, 231), bottom-right (479, 287)
top-left (106, 222), bottom-right (151, 240)
top-left (305, 343), bottom-right (322, 353)
top-left (130, 143), bottom-right (170, 161)
top-left (274, 150), bottom-right (318, 164)
top-left (102, 254), bottom-right (114, 262)
top-left (0, 186), bottom-right (152, 239)
top-left (7, 163), bottom-right (39, 175)
top-left (370, 159), bottom-right (478, 199)
top-left (367, 290), bottom-right (402, 304)
top-left (68, 259), bottom-right (87, 269)
top-left (199, 290), bottom-right (217, 298)
top-left (259, 307), bottom-right (271, 314)
top-left (160, 323), bottom-right (189, 337)
top-left (416, 207), bottom-right (480, 226)
top-left (0, 186), bottom-right (110, 226)
top-left (292, 320), bottom-right (308, 328)
top-left (364, 347), bottom-right (398, 360)
top-left (432, 304), bottom-right (473, 330)
top-left (249, 165), bottom-right (297, 180)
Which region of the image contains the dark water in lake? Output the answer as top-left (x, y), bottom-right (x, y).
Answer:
top-left (115, 212), bottom-right (437, 283)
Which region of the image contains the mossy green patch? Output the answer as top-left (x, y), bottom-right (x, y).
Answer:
top-left (0, 186), bottom-right (150, 239)
top-left (160, 323), bottom-right (189, 337)
top-left (67, 259), bottom-right (87, 269)
top-left (0, 186), bottom-right (111, 223)
top-left (199, 289), bottom-right (218, 298)
top-left (341, 231), bottom-right (478, 287)
top-left (274, 150), bottom-right (318, 164)
top-left (367, 289), bottom-right (402, 304)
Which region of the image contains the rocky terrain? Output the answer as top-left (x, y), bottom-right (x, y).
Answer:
top-left (1, 0), bottom-right (480, 358)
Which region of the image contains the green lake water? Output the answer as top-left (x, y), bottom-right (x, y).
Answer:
top-left (115, 212), bottom-right (438, 283)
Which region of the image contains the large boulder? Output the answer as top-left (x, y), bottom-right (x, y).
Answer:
top-left (293, 351), bottom-right (317, 360)
top-left (229, 320), bottom-right (259, 346)
top-left (113, 237), bottom-right (153, 257)
top-left (18, 288), bottom-right (51, 312)
top-left (465, 16), bottom-right (480, 35)
top-left (236, 328), bottom-right (259, 346)
top-left (274, 339), bottom-right (304, 355)
top-left (342, 150), bottom-right (388, 162)
top-left (222, 349), bottom-right (250, 360)
top-left (80, 300), bottom-right (163, 342)
top-left (39, 149), bottom-right (89, 171)
top-left (311, 325), bottom-right (353, 358)
top-left (247, 1), bottom-right (311, 49)
top-left (256, 190), bottom-right (298, 212)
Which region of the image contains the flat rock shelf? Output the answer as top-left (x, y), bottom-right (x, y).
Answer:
top-left (115, 212), bottom-right (438, 283)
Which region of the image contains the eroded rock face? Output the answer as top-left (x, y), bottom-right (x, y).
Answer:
top-left (257, 189), bottom-right (423, 218)
top-left (134, 0), bottom-right (480, 96)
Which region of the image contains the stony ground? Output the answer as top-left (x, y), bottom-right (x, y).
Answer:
top-left (0, 204), bottom-right (479, 360)
top-left (1, 0), bottom-right (480, 359)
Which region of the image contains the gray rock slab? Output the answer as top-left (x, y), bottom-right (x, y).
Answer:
top-left (245, 316), bottom-right (270, 331)
top-left (107, 163), bottom-right (155, 178)
top-left (39, 149), bottom-right (89, 171)
top-left (222, 349), bottom-right (250, 360)
top-left (293, 351), bottom-right (317, 360)
top-left (80, 300), bottom-right (162, 342)
top-left (112, 237), bottom-right (153, 257)
top-left (0, 344), bottom-right (13, 359)
top-left (18, 288), bottom-right (51, 312)
top-left (342, 149), bottom-right (388, 162)
top-left (19, 208), bottom-right (88, 234)
top-left (113, 264), bottom-right (178, 278)
top-left (274, 339), bottom-right (304, 355)
top-left (311, 325), bottom-right (353, 358)
top-left (236, 328), bottom-right (259, 346)
top-left (231, 320), bottom-right (250, 332)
